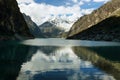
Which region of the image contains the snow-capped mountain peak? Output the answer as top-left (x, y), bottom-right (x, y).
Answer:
top-left (46, 17), bottom-right (76, 32)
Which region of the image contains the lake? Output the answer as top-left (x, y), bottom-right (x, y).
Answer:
top-left (0, 38), bottom-right (120, 80)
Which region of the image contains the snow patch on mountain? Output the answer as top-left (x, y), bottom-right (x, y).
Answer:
top-left (45, 17), bottom-right (78, 32)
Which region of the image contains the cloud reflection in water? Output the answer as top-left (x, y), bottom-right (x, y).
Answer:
top-left (17, 47), bottom-right (115, 80)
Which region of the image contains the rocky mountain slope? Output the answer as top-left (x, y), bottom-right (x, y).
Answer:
top-left (67, 0), bottom-right (120, 41)
top-left (23, 15), bottom-right (70, 38)
top-left (39, 21), bottom-right (65, 38)
top-left (0, 0), bottom-right (33, 40)
top-left (23, 13), bottom-right (44, 38)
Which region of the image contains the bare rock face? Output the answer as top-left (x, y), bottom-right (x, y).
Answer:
top-left (0, 0), bottom-right (33, 40)
top-left (67, 0), bottom-right (120, 41)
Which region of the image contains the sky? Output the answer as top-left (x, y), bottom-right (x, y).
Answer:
top-left (16, 0), bottom-right (111, 26)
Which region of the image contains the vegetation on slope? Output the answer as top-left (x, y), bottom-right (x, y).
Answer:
top-left (67, 0), bottom-right (120, 41)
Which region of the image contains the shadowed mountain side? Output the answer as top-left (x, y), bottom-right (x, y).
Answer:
top-left (23, 13), bottom-right (45, 38)
top-left (68, 0), bottom-right (120, 39)
top-left (68, 16), bottom-right (120, 41)
top-left (0, 0), bottom-right (33, 40)
top-left (72, 46), bottom-right (120, 80)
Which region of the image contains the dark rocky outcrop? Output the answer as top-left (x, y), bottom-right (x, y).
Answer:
top-left (67, 0), bottom-right (120, 41)
top-left (23, 13), bottom-right (44, 38)
top-left (0, 0), bottom-right (33, 40)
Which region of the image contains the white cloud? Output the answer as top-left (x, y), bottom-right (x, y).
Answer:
top-left (72, 0), bottom-right (78, 3)
top-left (72, 0), bottom-right (91, 3)
top-left (18, 3), bottom-right (82, 25)
top-left (83, 0), bottom-right (91, 2)
top-left (81, 8), bottom-right (95, 14)
top-left (93, 0), bottom-right (110, 3)
top-left (16, 0), bottom-right (95, 28)
top-left (17, 0), bottom-right (33, 4)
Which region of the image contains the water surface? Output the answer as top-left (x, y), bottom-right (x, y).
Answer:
top-left (0, 38), bottom-right (120, 80)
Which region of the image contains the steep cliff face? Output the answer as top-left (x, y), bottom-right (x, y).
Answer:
top-left (68, 0), bottom-right (120, 41)
top-left (23, 13), bottom-right (44, 38)
top-left (0, 0), bottom-right (33, 40)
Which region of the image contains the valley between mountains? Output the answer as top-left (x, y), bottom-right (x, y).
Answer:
top-left (0, 0), bottom-right (120, 42)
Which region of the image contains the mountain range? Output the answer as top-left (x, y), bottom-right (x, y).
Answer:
top-left (67, 0), bottom-right (120, 41)
top-left (0, 0), bottom-right (120, 42)
top-left (23, 15), bottom-right (72, 38)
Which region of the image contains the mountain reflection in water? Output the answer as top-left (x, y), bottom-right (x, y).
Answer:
top-left (17, 46), bottom-right (116, 80)
top-left (0, 38), bottom-right (120, 80)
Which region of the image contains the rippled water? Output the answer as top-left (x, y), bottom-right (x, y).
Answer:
top-left (0, 38), bottom-right (120, 80)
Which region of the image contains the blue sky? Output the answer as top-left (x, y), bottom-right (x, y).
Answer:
top-left (33, 0), bottom-right (105, 9)
top-left (17, 0), bottom-right (110, 30)
top-left (34, 0), bottom-right (66, 6)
